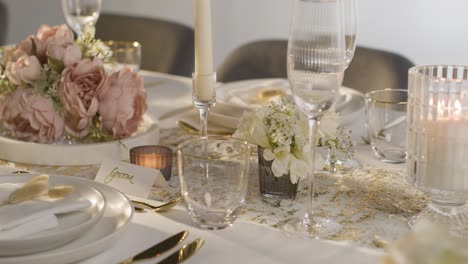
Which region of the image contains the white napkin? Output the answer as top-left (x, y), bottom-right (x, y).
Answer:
top-left (179, 102), bottom-right (250, 134)
top-left (0, 183), bottom-right (91, 239)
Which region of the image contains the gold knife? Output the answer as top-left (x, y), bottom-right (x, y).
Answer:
top-left (119, 231), bottom-right (189, 264)
top-left (156, 238), bottom-right (205, 264)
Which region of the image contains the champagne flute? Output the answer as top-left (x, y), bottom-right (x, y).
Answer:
top-left (344, 0), bottom-right (357, 69)
top-left (323, 0), bottom-right (360, 174)
top-left (280, 0), bottom-right (345, 238)
top-left (61, 0), bottom-right (102, 38)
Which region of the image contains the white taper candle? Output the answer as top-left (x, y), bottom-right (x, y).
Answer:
top-left (194, 0), bottom-right (214, 101)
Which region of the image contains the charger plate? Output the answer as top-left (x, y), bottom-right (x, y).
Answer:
top-left (0, 175), bottom-right (133, 264)
top-left (217, 78), bottom-right (365, 126)
top-left (0, 176), bottom-right (106, 256)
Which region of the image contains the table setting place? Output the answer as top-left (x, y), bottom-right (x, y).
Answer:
top-left (0, 0), bottom-right (467, 263)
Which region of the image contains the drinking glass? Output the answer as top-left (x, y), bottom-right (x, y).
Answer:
top-left (366, 89), bottom-right (408, 163)
top-left (323, 0), bottom-right (359, 174)
top-left (408, 65), bottom-right (468, 236)
top-left (61, 0), bottom-right (102, 38)
top-left (177, 137), bottom-right (249, 230)
top-left (281, 0), bottom-right (345, 238)
top-left (104, 41), bottom-right (142, 72)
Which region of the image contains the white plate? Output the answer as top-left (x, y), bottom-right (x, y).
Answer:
top-left (217, 78), bottom-right (365, 125)
top-left (0, 111), bottom-right (159, 166)
top-left (0, 178), bottom-right (106, 256)
top-left (0, 175), bottom-right (133, 264)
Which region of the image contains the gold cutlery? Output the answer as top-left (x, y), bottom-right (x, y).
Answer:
top-left (177, 120), bottom-right (232, 136)
top-left (11, 171), bottom-right (30, 174)
top-left (158, 106), bottom-right (193, 121)
top-left (156, 238), bottom-right (205, 264)
top-left (119, 231), bottom-right (189, 264)
top-left (132, 196), bottom-right (183, 213)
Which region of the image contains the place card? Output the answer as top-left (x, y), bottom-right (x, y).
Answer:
top-left (95, 160), bottom-right (170, 198)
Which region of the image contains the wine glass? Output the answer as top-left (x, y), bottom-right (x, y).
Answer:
top-left (61, 0), bottom-right (102, 38)
top-left (323, 0), bottom-right (360, 174)
top-left (281, 0), bottom-right (345, 238)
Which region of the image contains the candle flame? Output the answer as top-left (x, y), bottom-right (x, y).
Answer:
top-left (454, 99), bottom-right (462, 120)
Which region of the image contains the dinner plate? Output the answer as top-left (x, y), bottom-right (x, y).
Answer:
top-left (0, 175), bottom-right (133, 264)
top-left (0, 177), bottom-right (106, 256)
top-left (216, 78), bottom-right (365, 125)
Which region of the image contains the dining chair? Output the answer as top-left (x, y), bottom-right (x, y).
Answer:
top-left (217, 40), bottom-right (414, 94)
top-left (96, 13), bottom-right (194, 77)
top-left (0, 1), bottom-right (7, 45)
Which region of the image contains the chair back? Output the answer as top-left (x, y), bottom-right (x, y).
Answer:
top-left (217, 40), bottom-right (414, 94)
top-left (96, 14), bottom-right (194, 76)
top-left (0, 2), bottom-right (7, 45)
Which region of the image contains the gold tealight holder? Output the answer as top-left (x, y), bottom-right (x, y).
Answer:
top-left (130, 146), bottom-right (173, 180)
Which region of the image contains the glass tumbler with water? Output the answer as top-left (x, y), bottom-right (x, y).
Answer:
top-left (177, 137), bottom-right (249, 230)
top-left (366, 89), bottom-right (408, 163)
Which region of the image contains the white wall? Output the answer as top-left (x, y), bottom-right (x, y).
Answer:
top-left (2, 0), bottom-right (468, 68)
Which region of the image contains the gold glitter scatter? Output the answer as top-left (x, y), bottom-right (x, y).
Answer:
top-left (0, 127), bottom-right (427, 248)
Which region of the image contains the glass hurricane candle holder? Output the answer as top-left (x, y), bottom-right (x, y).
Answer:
top-left (407, 65), bottom-right (468, 236)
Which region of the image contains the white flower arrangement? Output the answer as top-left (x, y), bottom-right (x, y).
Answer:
top-left (382, 220), bottom-right (468, 264)
top-left (232, 98), bottom-right (310, 184)
top-left (233, 98), bottom-right (354, 184)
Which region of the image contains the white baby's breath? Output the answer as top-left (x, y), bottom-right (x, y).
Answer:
top-left (233, 98), bottom-right (324, 183)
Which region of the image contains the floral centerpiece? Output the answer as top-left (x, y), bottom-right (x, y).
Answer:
top-left (233, 98), bottom-right (353, 184)
top-left (0, 24), bottom-right (147, 144)
top-left (382, 220), bottom-right (468, 264)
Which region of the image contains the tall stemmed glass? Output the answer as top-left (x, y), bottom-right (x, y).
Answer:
top-left (281, 0), bottom-right (345, 238)
top-left (61, 0), bottom-right (102, 39)
top-left (323, 0), bottom-right (360, 174)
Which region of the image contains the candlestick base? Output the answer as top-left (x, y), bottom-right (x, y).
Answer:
top-left (192, 72), bottom-right (216, 138)
top-left (409, 199), bottom-right (468, 238)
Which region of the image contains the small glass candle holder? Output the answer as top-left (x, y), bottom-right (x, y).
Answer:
top-left (130, 146), bottom-right (173, 180)
top-left (408, 65), bottom-right (468, 236)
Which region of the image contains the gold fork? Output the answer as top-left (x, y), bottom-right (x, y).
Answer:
top-left (132, 195), bottom-right (183, 213)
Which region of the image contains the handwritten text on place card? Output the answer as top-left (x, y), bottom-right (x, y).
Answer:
top-left (95, 160), bottom-right (169, 198)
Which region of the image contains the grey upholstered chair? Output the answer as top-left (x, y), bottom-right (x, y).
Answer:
top-left (96, 14), bottom-right (194, 77)
top-left (0, 1), bottom-right (7, 45)
top-left (217, 40), bottom-right (414, 94)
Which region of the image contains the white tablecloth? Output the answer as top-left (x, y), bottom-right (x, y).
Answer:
top-left (0, 71), bottom-right (419, 263)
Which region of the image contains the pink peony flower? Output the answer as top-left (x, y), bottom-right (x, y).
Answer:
top-left (34, 24), bottom-right (61, 61)
top-left (45, 24), bottom-right (82, 66)
top-left (0, 88), bottom-right (64, 143)
top-left (59, 58), bottom-right (105, 138)
top-left (36, 24), bottom-right (61, 43)
top-left (1, 46), bottom-right (28, 65)
top-left (97, 68), bottom-right (147, 139)
top-left (5, 55), bottom-right (42, 86)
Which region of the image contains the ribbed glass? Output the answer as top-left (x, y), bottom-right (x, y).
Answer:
top-left (281, 0), bottom-right (345, 238)
top-left (407, 65), bottom-right (468, 236)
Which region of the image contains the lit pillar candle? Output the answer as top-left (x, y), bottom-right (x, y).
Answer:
top-left (194, 0), bottom-right (214, 101)
top-left (422, 100), bottom-right (468, 192)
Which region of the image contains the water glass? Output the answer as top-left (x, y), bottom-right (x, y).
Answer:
top-left (61, 0), bottom-right (101, 38)
top-left (408, 65), bottom-right (468, 235)
top-left (177, 137), bottom-right (249, 230)
top-left (366, 89), bottom-right (408, 163)
top-left (104, 41), bottom-right (142, 72)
